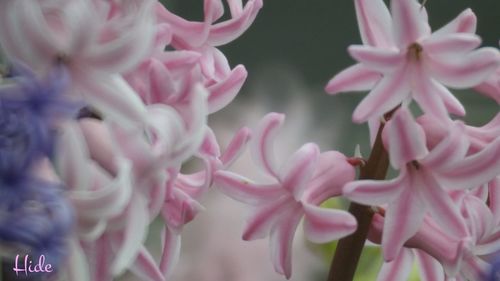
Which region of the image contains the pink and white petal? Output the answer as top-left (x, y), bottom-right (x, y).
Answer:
top-left (439, 138), bottom-right (500, 190)
top-left (436, 83), bottom-right (466, 116)
top-left (391, 0), bottom-right (431, 46)
top-left (411, 64), bottom-right (450, 120)
top-left (208, 0), bottom-right (263, 46)
top-left (422, 123), bottom-right (469, 171)
top-left (417, 170), bottom-right (468, 237)
top-left (304, 151), bottom-right (356, 204)
top-left (214, 171), bottom-right (285, 205)
top-left (427, 47), bottom-right (500, 89)
top-left (8, 1), bottom-right (60, 68)
top-left (155, 3), bottom-right (210, 49)
top-left (433, 8), bottom-right (477, 36)
top-left (422, 33), bottom-right (481, 56)
top-left (303, 204), bottom-right (357, 244)
top-left (227, 0), bottom-right (244, 16)
top-left (204, 0), bottom-right (224, 22)
top-left (251, 113), bottom-right (284, 178)
top-left (415, 250), bottom-right (446, 281)
top-left (353, 66), bottom-right (410, 123)
top-left (279, 143), bottom-right (320, 200)
top-left (130, 247), bottom-right (165, 281)
top-left (110, 194), bottom-right (149, 276)
top-left (354, 0), bottom-right (394, 47)
top-left (376, 249), bottom-right (414, 281)
top-left (159, 227), bottom-right (181, 279)
top-left (461, 195), bottom-right (494, 242)
top-left (348, 45), bottom-right (403, 73)
top-left (78, 73), bottom-right (147, 128)
top-left (473, 69), bottom-right (500, 104)
top-left (382, 188), bottom-right (425, 261)
top-left (207, 65), bottom-right (247, 113)
top-left (65, 240), bottom-right (91, 281)
top-left (56, 121), bottom-right (91, 191)
top-left (79, 119), bottom-right (119, 174)
top-left (269, 206), bottom-right (303, 279)
top-left (220, 126), bottom-right (252, 167)
top-left (199, 128), bottom-right (221, 158)
top-left (488, 177), bottom-right (500, 224)
top-left (85, 1), bottom-right (156, 73)
top-left (242, 196), bottom-right (295, 240)
top-left (325, 63), bottom-right (382, 94)
top-left (70, 161), bottom-right (132, 220)
top-left (343, 169), bottom-right (407, 206)
top-left (382, 106), bottom-right (428, 169)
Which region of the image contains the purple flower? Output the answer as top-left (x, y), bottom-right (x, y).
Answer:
top-left (0, 177), bottom-right (74, 272)
top-left (487, 255), bottom-right (500, 281)
top-left (0, 62), bottom-right (75, 179)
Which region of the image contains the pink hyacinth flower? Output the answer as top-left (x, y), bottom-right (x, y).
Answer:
top-left (325, 0), bottom-right (500, 123)
top-left (0, 0), bottom-right (157, 126)
top-left (215, 113), bottom-right (357, 279)
top-left (344, 107), bottom-right (500, 261)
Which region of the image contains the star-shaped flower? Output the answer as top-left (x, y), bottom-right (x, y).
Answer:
top-left (326, 0), bottom-right (500, 123)
top-left (215, 113), bottom-right (357, 278)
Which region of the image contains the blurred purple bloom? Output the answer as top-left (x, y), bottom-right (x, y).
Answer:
top-left (487, 255), bottom-right (500, 281)
top-left (0, 62), bottom-right (75, 178)
top-left (0, 177), bottom-right (74, 272)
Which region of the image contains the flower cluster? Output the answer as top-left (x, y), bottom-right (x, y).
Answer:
top-left (327, 0), bottom-right (500, 280)
top-left (0, 0), bottom-right (498, 280)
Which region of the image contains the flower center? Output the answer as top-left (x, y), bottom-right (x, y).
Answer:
top-left (407, 43), bottom-right (423, 61)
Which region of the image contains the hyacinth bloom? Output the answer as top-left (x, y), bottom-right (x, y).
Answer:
top-left (215, 113), bottom-right (357, 279)
top-left (344, 107), bottom-right (500, 261)
top-left (0, 64), bottom-right (75, 273)
top-left (325, 0), bottom-right (500, 123)
top-left (0, 0), bottom-right (156, 126)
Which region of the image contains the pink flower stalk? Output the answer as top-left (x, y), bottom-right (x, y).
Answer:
top-left (344, 106), bottom-right (500, 261)
top-left (325, 0), bottom-right (500, 123)
top-left (215, 113), bottom-right (357, 279)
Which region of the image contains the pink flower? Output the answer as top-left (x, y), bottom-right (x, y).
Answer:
top-left (215, 113), bottom-right (357, 279)
top-left (0, 0), bottom-right (157, 126)
top-left (325, 0), bottom-right (500, 123)
top-left (344, 107), bottom-right (500, 261)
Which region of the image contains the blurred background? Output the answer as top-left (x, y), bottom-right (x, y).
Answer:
top-left (150, 1), bottom-right (500, 281)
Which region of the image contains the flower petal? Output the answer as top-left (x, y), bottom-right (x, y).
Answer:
top-left (415, 250), bottom-right (446, 281)
top-left (214, 171), bottom-right (285, 205)
top-left (159, 227), bottom-right (181, 279)
top-left (207, 64), bottom-right (247, 113)
top-left (354, 0), bottom-right (394, 47)
top-left (348, 45), bottom-right (403, 73)
top-left (422, 33), bottom-right (481, 56)
top-left (433, 8), bottom-right (477, 36)
top-left (269, 206), bottom-right (303, 279)
top-left (439, 138), bottom-right (500, 190)
top-left (110, 194), bottom-right (149, 275)
top-left (382, 188), bottom-right (425, 261)
top-left (382, 106), bottom-right (428, 169)
top-left (251, 113), bottom-right (284, 177)
top-left (325, 63), bottom-right (381, 94)
top-left (279, 143), bottom-right (319, 200)
top-left (343, 169), bottom-right (407, 206)
top-left (427, 47), bottom-right (500, 89)
top-left (390, 0), bottom-right (431, 46)
top-left (219, 126), bottom-right (252, 167)
top-left (353, 66), bottom-right (410, 123)
top-left (242, 196), bottom-right (293, 240)
top-left (130, 247), bottom-right (165, 281)
top-left (303, 204), bottom-right (357, 244)
top-left (376, 249), bottom-right (414, 281)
